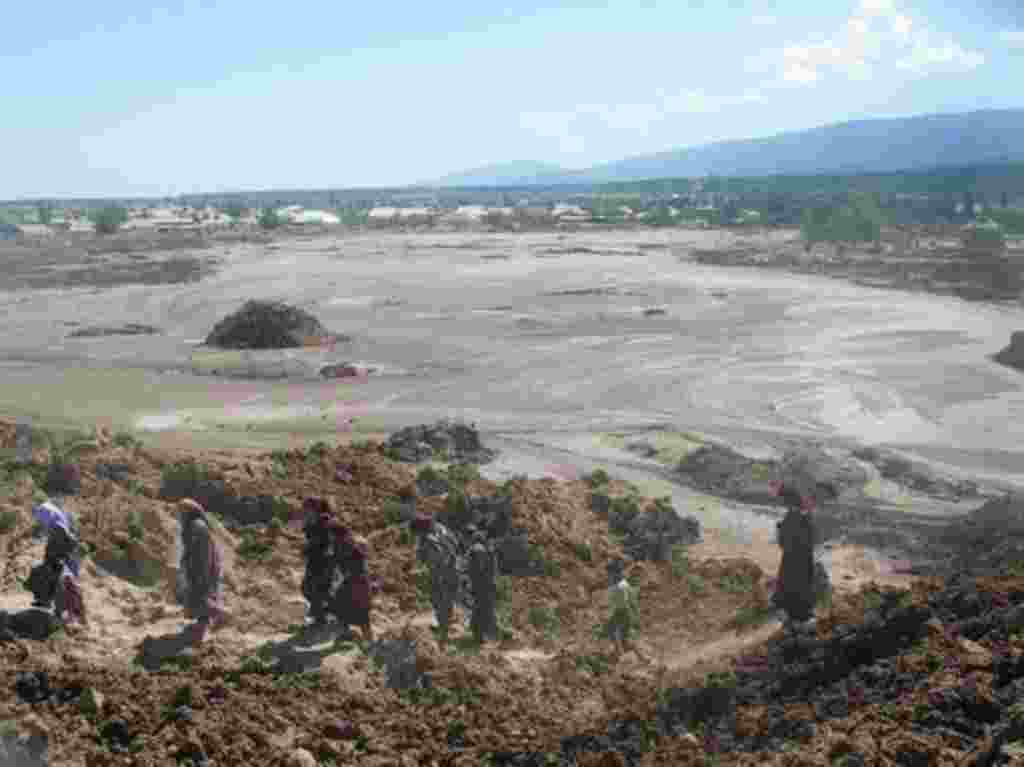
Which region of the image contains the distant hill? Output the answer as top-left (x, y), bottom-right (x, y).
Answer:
top-left (430, 109), bottom-right (1024, 187)
top-left (425, 161), bottom-right (570, 188)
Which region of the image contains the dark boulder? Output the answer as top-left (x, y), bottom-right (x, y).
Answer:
top-left (384, 419), bottom-right (496, 464)
top-left (993, 331), bottom-right (1024, 373)
top-left (204, 300), bottom-right (336, 349)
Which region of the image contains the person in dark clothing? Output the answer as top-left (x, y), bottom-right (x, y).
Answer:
top-left (467, 532), bottom-right (499, 644)
top-left (412, 512), bottom-right (461, 648)
top-left (301, 497), bottom-right (339, 627)
top-left (770, 481), bottom-right (818, 627)
top-left (332, 537), bottom-right (374, 642)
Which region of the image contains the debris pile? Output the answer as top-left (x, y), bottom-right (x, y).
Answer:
top-left (993, 331), bottom-right (1024, 373)
top-left (383, 419), bottom-right (497, 464)
top-left (203, 300), bottom-right (338, 349)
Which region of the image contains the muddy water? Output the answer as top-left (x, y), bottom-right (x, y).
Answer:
top-left (3, 229), bottom-right (1024, 501)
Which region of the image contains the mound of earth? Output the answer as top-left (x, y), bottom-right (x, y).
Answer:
top-left (67, 324), bottom-right (162, 339)
top-left (993, 331), bottom-right (1024, 373)
top-left (383, 419), bottom-right (497, 464)
top-left (941, 494), bottom-right (1024, 575)
top-left (204, 300), bottom-right (337, 349)
top-left (674, 444), bottom-right (778, 506)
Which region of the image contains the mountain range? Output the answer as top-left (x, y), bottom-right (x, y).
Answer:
top-left (424, 109), bottom-right (1024, 187)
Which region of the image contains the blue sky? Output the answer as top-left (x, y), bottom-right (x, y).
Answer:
top-left (3, 0), bottom-right (1024, 198)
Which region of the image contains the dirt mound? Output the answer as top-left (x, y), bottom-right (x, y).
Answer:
top-left (204, 300), bottom-right (336, 349)
top-left (383, 419), bottom-right (497, 464)
top-left (993, 331), bottom-right (1024, 373)
top-left (674, 444), bottom-right (778, 505)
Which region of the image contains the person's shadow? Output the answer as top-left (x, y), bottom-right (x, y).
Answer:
top-left (251, 623), bottom-right (359, 673)
top-left (134, 629), bottom-right (198, 671)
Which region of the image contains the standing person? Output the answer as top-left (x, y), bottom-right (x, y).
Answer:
top-left (175, 499), bottom-right (225, 643)
top-left (770, 480), bottom-right (818, 629)
top-left (301, 498), bottom-right (339, 628)
top-left (411, 512), bottom-right (461, 648)
top-left (467, 531), bottom-right (499, 644)
top-left (27, 500), bottom-right (87, 627)
top-left (605, 558), bottom-right (640, 654)
top-left (332, 535), bottom-right (374, 642)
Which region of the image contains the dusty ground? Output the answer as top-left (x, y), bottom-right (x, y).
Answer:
top-left (0, 419), bottom-right (926, 766)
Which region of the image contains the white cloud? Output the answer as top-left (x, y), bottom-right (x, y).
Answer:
top-left (1000, 29), bottom-right (1024, 49)
top-left (763, 0), bottom-right (984, 87)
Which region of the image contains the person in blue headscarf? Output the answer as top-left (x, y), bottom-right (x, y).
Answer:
top-left (27, 500), bottom-right (87, 626)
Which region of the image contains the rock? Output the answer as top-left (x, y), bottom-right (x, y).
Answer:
top-left (957, 638), bottom-right (993, 670)
top-left (288, 748), bottom-right (318, 767)
top-left (779, 445), bottom-right (869, 502)
top-left (204, 299), bottom-right (338, 349)
top-left (95, 462), bottom-right (133, 483)
top-left (590, 492), bottom-right (612, 515)
top-left (8, 609), bottom-right (61, 642)
top-left (366, 638), bottom-right (426, 691)
top-left (621, 504), bottom-right (702, 562)
top-left (993, 332), bottom-right (1024, 372)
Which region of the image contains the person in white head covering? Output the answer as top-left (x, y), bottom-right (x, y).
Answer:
top-left (27, 499), bottom-right (86, 626)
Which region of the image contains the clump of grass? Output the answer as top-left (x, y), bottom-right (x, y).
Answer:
top-left (417, 465), bottom-right (443, 484)
top-left (584, 468), bottom-right (611, 488)
top-left (382, 500), bottom-right (407, 526)
top-left (237, 530), bottom-right (273, 562)
top-left (575, 653), bottom-right (611, 676)
top-left (731, 604), bottom-right (776, 630)
top-left (528, 544), bottom-right (561, 577)
top-left (126, 510), bottom-right (145, 542)
top-left (571, 541), bottom-right (593, 562)
top-left (112, 431), bottom-right (142, 450)
top-left (685, 573), bottom-right (707, 595)
top-left (706, 670), bottom-right (736, 689)
top-left (527, 605), bottom-right (560, 636)
top-left (719, 572), bottom-right (755, 595)
top-left (671, 545), bottom-right (691, 578)
top-left (446, 462), bottom-right (481, 486)
top-left (0, 510), bottom-right (17, 535)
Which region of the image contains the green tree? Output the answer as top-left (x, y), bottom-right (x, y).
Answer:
top-left (90, 207), bottom-right (128, 235)
top-left (223, 203), bottom-right (249, 221)
top-left (258, 208), bottom-right (283, 229)
top-left (36, 205), bottom-right (53, 225)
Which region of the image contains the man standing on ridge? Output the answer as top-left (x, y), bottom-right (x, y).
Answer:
top-left (770, 479), bottom-right (818, 630)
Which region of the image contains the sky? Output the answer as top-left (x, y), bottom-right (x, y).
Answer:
top-left (3, 0), bottom-right (1024, 199)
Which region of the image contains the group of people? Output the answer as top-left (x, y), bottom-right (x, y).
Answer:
top-left (22, 470), bottom-right (821, 648)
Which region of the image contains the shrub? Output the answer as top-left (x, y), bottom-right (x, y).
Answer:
top-left (706, 670), bottom-right (736, 689)
top-left (528, 543), bottom-right (561, 577)
top-left (91, 206), bottom-right (129, 235)
top-left (0, 510), bottom-right (17, 534)
top-left (585, 468), bottom-right (611, 488)
top-left (730, 604), bottom-right (775, 630)
top-left (258, 208), bottom-right (283, 230)
top-left (575, 653), bottom-right (611, 676)
top-left (446, 462), bottom-right (480, 485)
top-left (306, 441), bottom-right (330, 461)
top-left (417, 465), bottom-right (443, 483)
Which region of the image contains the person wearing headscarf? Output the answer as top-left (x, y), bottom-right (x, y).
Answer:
top-left (301, 497), bottom-right (340, 627)
top-left (411, 512), bottom-right (461, 648)
top-left (27, 500), bottom-right (86, 626)
top-left (770, 480), bottom-right (818, 628)
top-left (467, 529), bottom-right (499, 644)
top-left (175, 498), bottom-right (225, 642)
